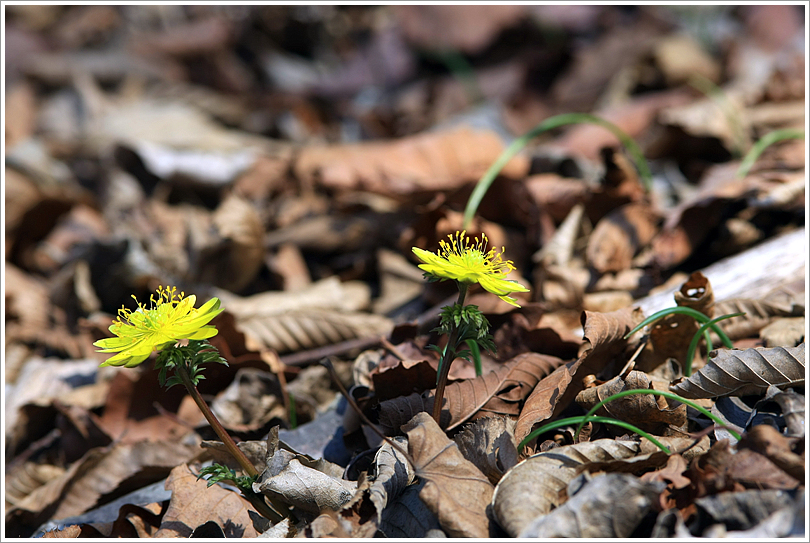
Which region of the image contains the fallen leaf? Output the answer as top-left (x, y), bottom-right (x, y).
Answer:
top-left (155, 464), bottom-right (259, 538)
top-left (491, 439), bottom-right (640, 537)
top-left (515, 307), bottom-right (643, 447)
top-left (736, 424), bottom-right (804, 483)
top-left (379, 480), bottom-right (444, 538)
top-left (378, 352), bottom-right (564, 433)
top-left (402, 412), bottom-right (494, 538)
top-left (669, 343), bottom-right (805, 399)
top-left (518, 472), bottom-right (666, 537)
top-left (586, 202), bottom-right (660, 273)
top-left (453, 416), bottom-right (519, 485)
top-left (293, 126), bottom-right (528, 195)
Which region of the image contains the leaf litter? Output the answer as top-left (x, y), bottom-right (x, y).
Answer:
top-left (4, 4), bottom-right (805, 539)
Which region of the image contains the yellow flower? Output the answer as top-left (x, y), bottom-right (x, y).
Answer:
top-left (94, 286), bottom-right (223, 368)
top-left (412, 230), bottom-right (530, 307)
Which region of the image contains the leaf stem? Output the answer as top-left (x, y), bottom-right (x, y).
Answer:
top-left (432, 283), bottom-right (468, 425)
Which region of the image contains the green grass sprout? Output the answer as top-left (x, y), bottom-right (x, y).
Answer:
top-left (684, 312), bottom-right (744, 376)
top-left (736, 128), bottom-right (805, 178)
top-left (574, 388), bottom-right (742, 442)
top-left (518, 415), bottom-right (671, 455)
top-left (463, 113), bottom-right (652, 229)
top-left (624, 306), bottom-right (735, 349)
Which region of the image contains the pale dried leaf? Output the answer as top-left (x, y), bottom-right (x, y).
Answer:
top-left (235, 308), bottom-right (392, 354)
top-left (155, 464), bottom-right (259, 538)
top-left (453, 416), bottom-right (519, 485)
top-left (491, 439), bottom-right (640, 537)
top-left (369, 437), bottom-right (415, 523)
top-left (253, 449), bottom-right (355, 513)
top-left (669, 343), bottom-right (805, 399)
top-left (402, 412), bottom-right (494, 538)
top-left (216, 276), bottom-right (371, 315)
top-left (713, 297), bottom-right (804, 341)
top-left (518, 473), bottom-right (665, 537)
top-left (759, 317), bottom-right (805, 348)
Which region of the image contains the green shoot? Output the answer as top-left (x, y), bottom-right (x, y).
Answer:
top-left (518, 415), bottom-right (670, 455)
top-left (463, 112), bottom-right (652, 229)
top-left (736, 128), bottom-right (805, 178)
top-left (684, 312), bottom-right (744, 376)
top-left (574, 388), bottom-right (742, 442)
top-left (624, 306), bottom-right (735, 349)
top-left (288, 392), bottom-right (297, 429)
top-left (465, 338), bottom-right (483, 377)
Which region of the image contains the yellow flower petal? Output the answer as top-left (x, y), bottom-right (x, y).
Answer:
top-left (413, 231), bottom-right (530, 306)
top-left (95, 286), bottom-right (222, 368)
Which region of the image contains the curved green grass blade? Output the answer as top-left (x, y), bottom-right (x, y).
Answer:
top-left (624, 306), bottom-right (734, 349)
top-left (465, 338), bottom-right (483, 377)
top-left (574, 388), bottom-right (741, 442)
top-left (684, 312), bottom-right (745, 376)
top-left (518, 415), bottom-right (670, 455)
top-left (463, 112), bottom-right (652, 229)
top-left (736, 128), bottom-right (805, 178)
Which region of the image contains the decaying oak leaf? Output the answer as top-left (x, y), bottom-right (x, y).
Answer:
top-left (585, 202), bottom-right (660, 273)
top-left (402, 412), bottom-right (494, 538)
top-left (515, 307), bottom-right (643, 448)
top-left (669, 343), bottom-right (805, 399)
top-left (760, 317), bottom-right (805, 348)
top-left (575, 370), bottom-right (687, 434)
top-left (378, 352), bottom-right (564, 433)
top-left (453, 416), bottom-right (519, 485)
top-left (491, 439), bottom-right (640, 537)
top-left (155, 464), bottom-right (259, 538)
top-left (293, 126), bottom-right (528, 195)
top-left (371, 358), bottom-right (438, 402)
top-left (517, 473), bottom-right (666, 538)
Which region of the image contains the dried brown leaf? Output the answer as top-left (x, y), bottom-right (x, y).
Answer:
top-left (586, 202), bottom-right (660, 273)
top-left (515, 307), bottom-right (643, 447)
top-left (713, 297), bottom-right (804, 341)
top-left (575, 370), bottom-right (687, 434)
top-left (736, 424), bottom-right (804, 483)
top-left (378, 352), bottom-right (564, 433)
top-left (491, 439), bottom-right (641, 537)
top-left (379, 480), bottom-right (444, 538)
top-left (669, 343), bottom-right (805, 399)
top-left (293, 126), bottom-right (528, 195)
top-left (155, 464), bottom-right (259, 538)
top-left (759, 317), bottom-right (805, 348)
top-left (402, 412), bottom-right (494, 538)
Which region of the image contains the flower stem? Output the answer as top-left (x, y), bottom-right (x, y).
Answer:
top-left (174, 362), bottom-right (259, 478)
top-left (432, 283), bottom-right (468, 425)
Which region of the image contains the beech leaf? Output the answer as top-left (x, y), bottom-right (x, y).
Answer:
top-left (669, 343), bottom-right (805, 399)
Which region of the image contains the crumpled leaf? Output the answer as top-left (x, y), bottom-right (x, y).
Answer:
top-left (368, 437), bottom-right (415, 523)
top-left (575, 370), bottom-right (687, 434)
top-left (691, 488), bottom-right (799, 535)
top-left (515, 307), bottom-right (643, 448)
top-left (378, 352), bottom-right (563, 433)
top-left (491, 439), bottom-right (640, 537)
top-left (517, 473), bottom-right (666, 537)
top-left (402, 412), bottom-right (494, 538)
top-left (770, 387), bottom-right (805, 438)
top-left (252, 430), bottom-right (355, 514)
top-left (453, 416), bottom-right (519, 485)
top-left (669, 343), bottom-right (805, 399)
top-left (759, 317), bottom-right (805, 348)
top-left (154, 464), bottom-right (259, 538)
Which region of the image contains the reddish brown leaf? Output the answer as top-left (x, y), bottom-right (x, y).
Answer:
top-left (586, 202), bottom-right (660, 273)
top-left (378, 352), bottom-right (564, 433)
